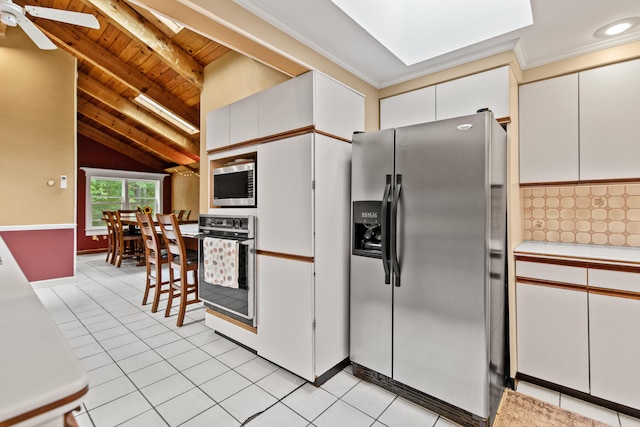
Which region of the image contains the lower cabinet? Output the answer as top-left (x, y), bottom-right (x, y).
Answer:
top-left (516, 282), bottom-right (590, 392)
top-left (257, 255), bottom-right (314, 381)
top-left (516, 254), bottom-right (640, 412)
top-left (589, 293), bottom-right (640, 409)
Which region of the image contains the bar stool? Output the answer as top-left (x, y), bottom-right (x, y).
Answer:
top-left (156, 213), bottom-right (200, 326)
top-left (102, 210), bottom-right (116, 264)
top-left (136, 212), bottom-right (169, 313)
top-left (111, 211), bottom-right (143, 267)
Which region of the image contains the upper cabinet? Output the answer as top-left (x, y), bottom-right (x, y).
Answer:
top-left (580, 59), bottom-right (640, 181)
top-left (206, 71), bottom-right (364, 152)
top-left (380, 86), bottom-right (436, 130)
top-left (230, 95), bottom-right (260, 145)
top-left (519, 58), bottom-right (640, 184)
top-left (379, 67), bottom-right (509, 129)
top-left (436, 67), bottom-right (510, 120)
top-left (519, 74), bottom-right (579, 184)
top-left (205, 105), bottom-right (229, 151)
top-left (259, 72), bottom-right (314, 137)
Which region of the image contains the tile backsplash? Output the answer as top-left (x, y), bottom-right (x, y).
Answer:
top-left (521, 184), bottom-right (640, 247)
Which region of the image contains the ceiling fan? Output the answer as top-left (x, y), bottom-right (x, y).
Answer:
top-left (0, 0), bottom-right (99, 50)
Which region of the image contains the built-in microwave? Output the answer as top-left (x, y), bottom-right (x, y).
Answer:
top-left (212, 161), bottom-right (256, 207)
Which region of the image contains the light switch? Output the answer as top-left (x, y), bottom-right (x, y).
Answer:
top-left (60, 175), bottom-right (67, 189)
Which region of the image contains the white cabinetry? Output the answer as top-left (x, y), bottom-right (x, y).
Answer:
top-left (588, 268), bottom-right (640, 410)
top-left (256, 134), bottom-right (352, 383)
top-left (580, 59), bottom-right (640, 181)
top-left (259, 72), bottom-right (313, 137)
top-left (515, 242), bottom-right (640, 413)
top-left (206, 106), bottom-right (229, 150)
top-left (435, 67), bottom-right (509, 120)
top-left (207, 71), bottom-right (364, 151)
top-left (230, 94), bottom-right (259, 145)
top-left (380, 86), bottom-right (436, 129)
top-left (257, 256), bottom-right (314, 380)
top-left (519, 58), bottom-right (640, 183)
top-left (205, 70), bottom-right (362, 384)
top-left (519, 74), bottom-right (579, 183)
top-left (256, 134), bottom-right (314, 256)
top-left (515, 260), bottom-right (589, 392)
top-left (379, 67), bottom-right (509, 130)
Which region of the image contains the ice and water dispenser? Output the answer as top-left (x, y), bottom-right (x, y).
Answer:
top-left (352, 201), bottom-right (386, 258)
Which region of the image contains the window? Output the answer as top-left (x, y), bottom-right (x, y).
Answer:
top-left (82, 168), bottom-right (167, 235)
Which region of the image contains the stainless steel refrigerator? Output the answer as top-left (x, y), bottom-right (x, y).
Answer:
top-left (350, 111), bottom-right (507, 427)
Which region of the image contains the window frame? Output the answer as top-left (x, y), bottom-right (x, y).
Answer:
top-left (81, 167), bottom-right (168, 236)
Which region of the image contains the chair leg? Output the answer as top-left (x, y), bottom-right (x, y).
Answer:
top-left (165, 268), bottom-right (175, 318)
top-left (151, 263), bottom-right (163, 313)
top-left (142, 260), bottom-right (151, 306)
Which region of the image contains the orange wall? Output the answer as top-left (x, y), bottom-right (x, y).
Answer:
top-left (0, 27), bottom-right (76, 226)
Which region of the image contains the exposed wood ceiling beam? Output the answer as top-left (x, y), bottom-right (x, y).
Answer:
top-left (81, 0), bottom-right (204, 89)
top-left (78, 122), bottom-right (168, 170)
top-left (24, 12), bottom-right (200, 126)
top-left (78, 99), bottom-right (197, 166)
top-left (77, 73), bottom-right (200, 158)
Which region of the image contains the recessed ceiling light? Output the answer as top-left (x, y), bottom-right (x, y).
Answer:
top-left (330, 0), bottom-right (533, 66)
top-left (594, 17), bottom-right (640, 38)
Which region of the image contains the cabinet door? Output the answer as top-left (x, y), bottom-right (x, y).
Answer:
top-left (256, 134), bottom-right (313, 256)
top-left (206, 106), bottom-right (230, 150)
top-left (380, 85), bottom-right (436, 129)
top-left (589, 292), bottom-right (640, 410)
top-left (435, 67), bottom-right (509, 120)
top-left (516, 282), bottom-right (589, 392)
top-left (258, 72), bottom-right (313, 138)
top-left (230, 94), bottom-right (259, 145)
top-left (257, 255), bottom-right (314, 381)
top-left (580, 59), bottom-right (640, 180)
top-left (519, 74), bottom-right (579, 183)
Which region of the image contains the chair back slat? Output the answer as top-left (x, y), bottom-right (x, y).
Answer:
top-left (156, 213), bottom-right (186, 263)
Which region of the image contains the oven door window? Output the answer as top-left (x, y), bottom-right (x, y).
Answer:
top-left (200, 238), bottom-right (253, 319)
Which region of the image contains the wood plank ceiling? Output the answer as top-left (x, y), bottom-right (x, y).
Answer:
top-left (12, 0), bottom-right (231, 170)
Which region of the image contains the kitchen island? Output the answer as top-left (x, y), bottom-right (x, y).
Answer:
top-left (0, 237), bottom-right (88, 426)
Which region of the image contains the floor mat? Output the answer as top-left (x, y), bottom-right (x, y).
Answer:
top-left (493, 389), bottom-right (612, 427)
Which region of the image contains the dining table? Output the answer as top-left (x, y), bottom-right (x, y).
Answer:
top-left (119, 216), bottom-right (200, 252)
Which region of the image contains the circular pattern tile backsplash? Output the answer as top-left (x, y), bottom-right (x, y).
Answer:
top-left (521, 184), bottom-right (640, 246)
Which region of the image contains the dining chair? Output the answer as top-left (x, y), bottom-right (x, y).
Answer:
top-left (182, 209), bottom-right (191, 220)
top-left (136, 212), bottom-right (170, 313)
top-left (111, 211), bottom-right (143, 267)
top-left (102, 210), bottom-right (116, 264)
top-left (156, 213), bottom-right (200, 326)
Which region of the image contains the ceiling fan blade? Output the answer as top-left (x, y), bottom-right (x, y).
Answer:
top-left (25, 5), bottom-right (100, 29)
top-left (16, 15), bottom-right (56, 49)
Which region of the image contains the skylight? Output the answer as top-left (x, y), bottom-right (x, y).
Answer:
top-left (330, 0), bottom-right (533, 66)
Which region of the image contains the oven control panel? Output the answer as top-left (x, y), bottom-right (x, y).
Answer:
top-left (199, 214), bottom-right (254, 238)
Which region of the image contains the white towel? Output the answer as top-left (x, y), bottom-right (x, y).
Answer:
top-left (203, 237), bottom-right (239, 288)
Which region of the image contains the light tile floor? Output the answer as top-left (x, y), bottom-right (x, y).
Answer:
top-left (31, 253), bottom-right (640, 427)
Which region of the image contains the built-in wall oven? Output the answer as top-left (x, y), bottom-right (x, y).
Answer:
top-left (198, 214), bottom-right (256, 327)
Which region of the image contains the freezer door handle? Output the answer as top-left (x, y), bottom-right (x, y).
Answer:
top-left (391, 174), bottom-right (402, 287)
top-left (381, 174), bottom-right (392, 284)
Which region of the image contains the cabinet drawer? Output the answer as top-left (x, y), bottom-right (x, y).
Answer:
top-left (588, 267), bottom-right (640, 293)
top-left (515, 260), bottom-right (587, 285)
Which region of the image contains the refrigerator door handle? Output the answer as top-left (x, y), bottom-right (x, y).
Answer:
top-left (391, 174), bottom-right (402, 287)
top-left (381, 174), bottom-right (392, 284)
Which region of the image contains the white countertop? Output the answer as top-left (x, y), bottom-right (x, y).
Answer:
top-left (515, 240), bottom-right (640, 266)
top-left (0, 237), bottom-right (88, 425)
